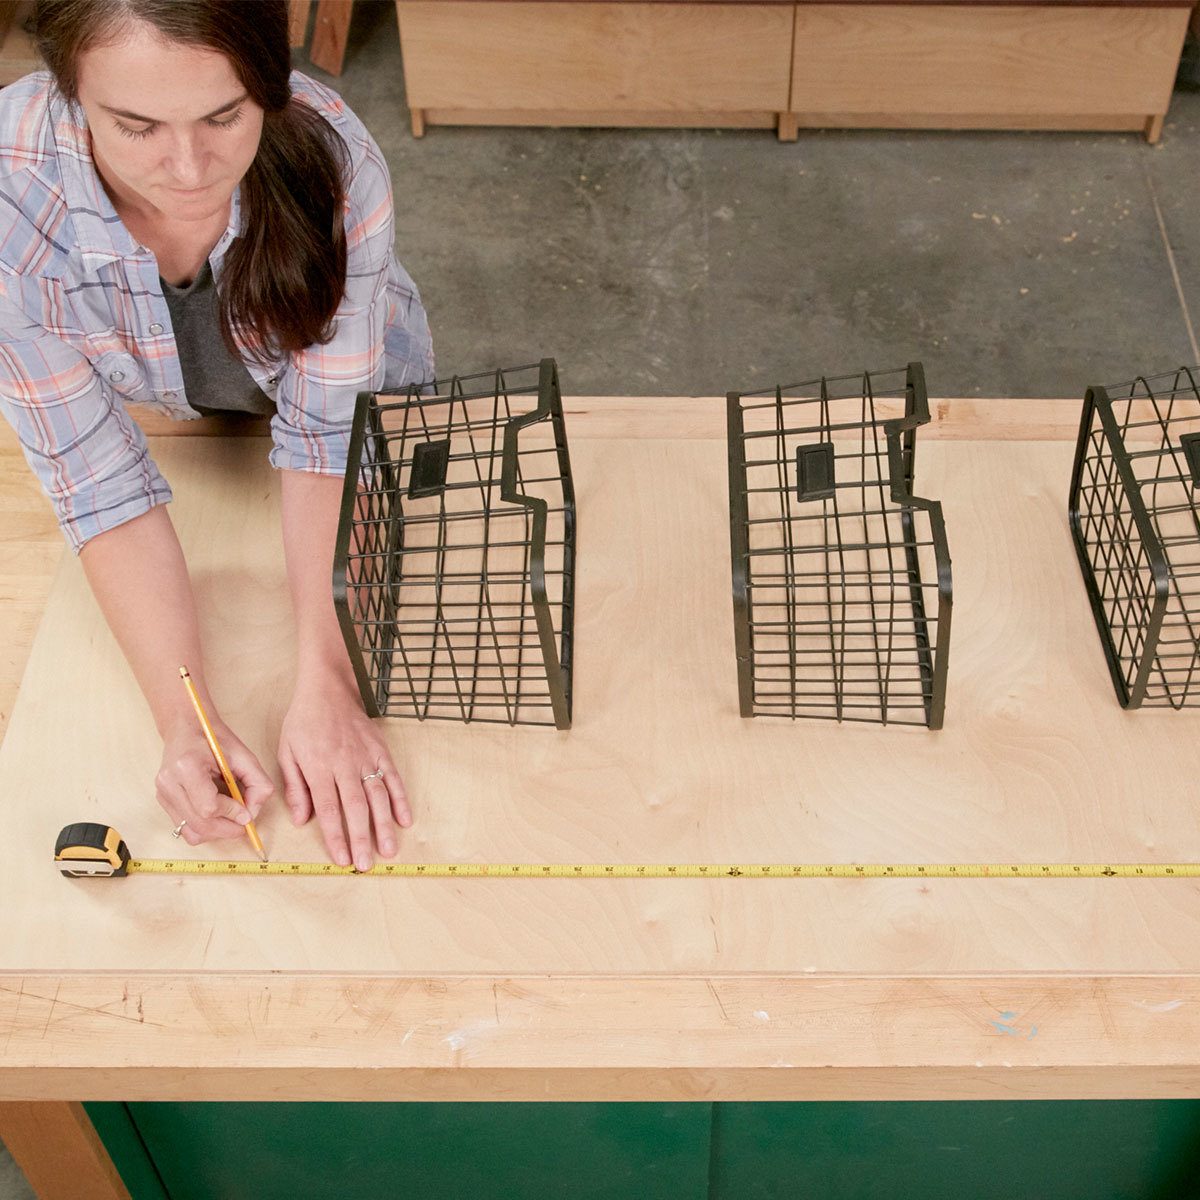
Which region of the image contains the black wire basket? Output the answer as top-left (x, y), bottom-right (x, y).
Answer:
top-left (727, 362), bottom-right (952, 728)
top-left (1069, 366), bottom-right (1200, 709)
top-left (333, 359), bottom-right (576, 729)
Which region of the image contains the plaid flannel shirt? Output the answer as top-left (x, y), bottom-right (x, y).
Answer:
top-left (0, 69), bottom-right (433, 551)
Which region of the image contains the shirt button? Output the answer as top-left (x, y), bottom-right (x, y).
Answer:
top-left (149, 323), bottom-right (164, 335)
top-left (267, 375), bottom-right (280, 385)
top-left (163, 391), bottom-right (177, 401)
top-left (108, 370), bottom-right (125, 382)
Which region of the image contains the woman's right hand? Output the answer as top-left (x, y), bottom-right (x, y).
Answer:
top-left (155, 719), bottom-right (275, 846)
top-left (74, 509), bottom-right (274, 846)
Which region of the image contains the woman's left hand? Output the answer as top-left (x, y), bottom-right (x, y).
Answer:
top-left (278, 674), bottom-right (411, 870)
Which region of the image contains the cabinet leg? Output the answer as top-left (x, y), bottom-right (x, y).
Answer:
top-left (287, 0), bottom-right (312, 47)
top-left (1144, 113), bottom-right (1165, 144)
top-left (309, 0), bottom-right (353, 75)
top-left (776, 112), bottom-right (799, 142)
top-left (411, 107), bottom-right (426, 138)
top-left (0, 1102), bottom-right (129, 1200)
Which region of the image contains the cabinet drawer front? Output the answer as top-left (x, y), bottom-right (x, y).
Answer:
top-left (398, 2), bottom-right (793, 112)
top-left (790, 5), bottom-right (1189, 116)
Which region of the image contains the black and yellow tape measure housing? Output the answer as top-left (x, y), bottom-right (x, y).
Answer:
top-left (55, 821), bottom-right (131, 877)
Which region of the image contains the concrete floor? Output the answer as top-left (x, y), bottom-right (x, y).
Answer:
top-left (4, 3), bottom-right (1200, 1197)
top-left (0, 1154), bottom-right (30, 1200)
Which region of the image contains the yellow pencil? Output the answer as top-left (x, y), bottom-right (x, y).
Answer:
top-left (178, 666), bottom-right (268, 862)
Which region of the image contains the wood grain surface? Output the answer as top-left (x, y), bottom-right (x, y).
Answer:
top-left (789, 5), bottom-right (1189, 117)
top-left (3, 408), bottom-right (1200, 975)
top-left (2, 398), bottom-right (1198, 1099)
top-left (0, 1101), bottom-right (129, 1199)
top-left (2, 974), bottom-right (1199, 1101)
top-left (397, 2), bottom-right (794, 112)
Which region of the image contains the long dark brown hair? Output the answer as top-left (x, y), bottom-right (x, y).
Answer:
top-left (36, 0), bottom-right (348, 361)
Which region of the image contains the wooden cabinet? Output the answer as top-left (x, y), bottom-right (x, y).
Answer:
top-left (0, 1), bottom-right (40, 85)
top-left (789, 4), bottom-right (1193, 142)
top-left (395, 1), bottom-right (796, 137)
top-left (395, 1), bottom-right (1193, 142)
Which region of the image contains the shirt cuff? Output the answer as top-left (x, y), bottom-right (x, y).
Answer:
top-left (60, 475), bottom-right (174, 554)
top-left (268, 414), bottom-right (352, 477)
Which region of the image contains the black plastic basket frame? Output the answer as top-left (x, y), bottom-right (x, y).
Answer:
top-left (1069, 366), bottom-right (1200, 709)
top-left (727, 362), bottom-right (953, 728)
top-left (333, 358), bottom-right (576, 729)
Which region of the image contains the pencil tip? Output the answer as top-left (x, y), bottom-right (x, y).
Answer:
top-left (179, 665), bottom-right (189, 678)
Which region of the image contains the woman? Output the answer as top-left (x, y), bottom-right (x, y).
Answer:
top-left (0, 0), bottom-right (433, 869)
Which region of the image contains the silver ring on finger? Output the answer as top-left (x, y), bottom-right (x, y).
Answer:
top-left (360, 768), bottom-right (385, 783)
top-left (171, 819), bottom-right (188, 839)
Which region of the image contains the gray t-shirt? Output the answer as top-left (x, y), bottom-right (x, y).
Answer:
top-left (159, 261), bottom-right (274, 418)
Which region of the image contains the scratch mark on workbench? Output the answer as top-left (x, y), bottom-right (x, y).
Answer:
top-left (187, 983), bottom-right (235, 1036)
top-left (442, 1017), bottom-right (501, 1059)
top-left (1095, 983), bottom-right (1117, 1038)
top-left (753, 1010), bottom-right (770, 1023)
top-left (344, 982), bottom-right (407, 1038)
top-left (707, 981), bottom-right (731, 1024)
top-left (1133, 999), bottom-right (1184, 1013)
top-left (201, 924), bottom-right (215, 964)
top-left (2, 980), bottom-right (23, 1052)
top-left (710, 915), bottom-right (720, 955)
top-left (488, 982), bottom-right (567, 1011)
top-left (40, 982), bottom-right (60, 1040)
top-left (0, 984), bottom-right (168, 1029)
top-left (493, 982), bottom-right (501, 1027)
top-left (331, 990), bottom-right (361, 1026)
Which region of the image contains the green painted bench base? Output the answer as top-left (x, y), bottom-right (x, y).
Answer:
top-left (85, 1100), bottom-right (1200, 1200)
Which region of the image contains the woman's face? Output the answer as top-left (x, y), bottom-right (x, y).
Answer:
top-left (75, 20), bottom-right (265, 226)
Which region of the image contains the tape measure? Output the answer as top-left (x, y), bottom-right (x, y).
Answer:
top-left (54, 822), bottom-right (1200, 879)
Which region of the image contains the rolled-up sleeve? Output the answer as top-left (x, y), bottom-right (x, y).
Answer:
top-left (269, 124), bottom-right (433, 477)
top-left (0, 288), bottom-right (171, 553)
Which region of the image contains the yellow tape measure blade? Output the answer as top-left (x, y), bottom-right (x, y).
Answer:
top-left (53, 825), bottom-right (1200, 880)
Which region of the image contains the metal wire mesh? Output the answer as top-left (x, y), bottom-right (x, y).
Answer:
top-left (1069, 366), bottom-right (1200, 709)
top-left (727, 363), bottom-right (952, 728)
top-left (333, 359), bottom-right (575, 728)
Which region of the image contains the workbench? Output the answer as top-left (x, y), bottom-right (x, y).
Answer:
top-left (0, 397), bottom-right (1198, 1199)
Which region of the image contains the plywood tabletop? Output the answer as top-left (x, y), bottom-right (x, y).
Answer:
top-left (1, 397), bottom-right (1198, 1100)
